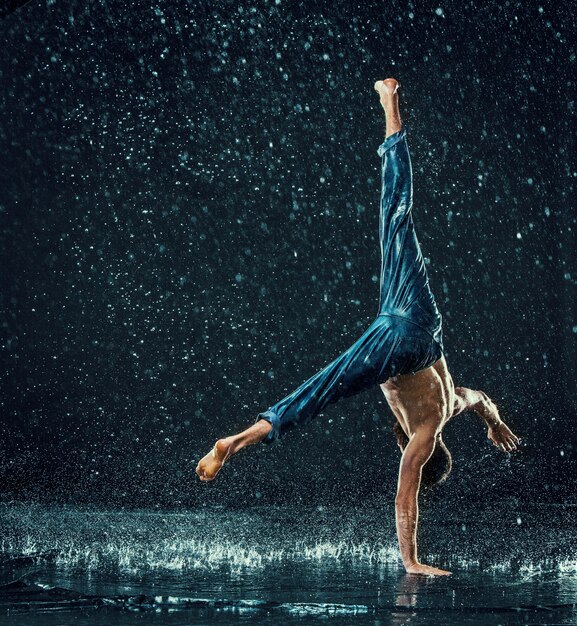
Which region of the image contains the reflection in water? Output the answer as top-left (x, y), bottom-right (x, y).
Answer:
top-left (395, 574), bottom-right (423, 608)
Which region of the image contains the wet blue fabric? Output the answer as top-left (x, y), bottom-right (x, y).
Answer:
top-left (257, 128), bottom-right (444, 443)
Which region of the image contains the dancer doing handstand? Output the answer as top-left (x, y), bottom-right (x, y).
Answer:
top-left (196, 78), bottom-right (519, 576)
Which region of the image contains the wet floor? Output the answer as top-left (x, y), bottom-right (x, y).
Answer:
top-left (2, 502), bottom-right (577, 625)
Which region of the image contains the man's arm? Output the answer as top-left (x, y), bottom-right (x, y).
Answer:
top-left (452, 387), bottom-right (519, 452)
top-left (396, 427), bottom-right (452, 576)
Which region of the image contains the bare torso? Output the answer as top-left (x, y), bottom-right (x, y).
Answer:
top-left (380, 355), bottom-right (455, 436)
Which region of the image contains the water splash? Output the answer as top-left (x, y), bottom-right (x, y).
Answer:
top-left (3, 502), bottom-right (577, 578)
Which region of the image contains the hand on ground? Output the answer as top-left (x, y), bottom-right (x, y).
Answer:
top-left (405, 562), bottom-right (452, 577)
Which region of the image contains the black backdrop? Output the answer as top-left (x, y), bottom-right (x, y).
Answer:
top-left (1, 0), bottom-right (576, 508)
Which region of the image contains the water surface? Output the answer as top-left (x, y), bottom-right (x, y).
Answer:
top-left (2, 502), bottom-right (577, 624)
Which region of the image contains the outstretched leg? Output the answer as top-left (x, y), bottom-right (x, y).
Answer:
top-left (372, 81), bottom-right (443, 348)
top-left (196, 311), bottom-right (407, 481)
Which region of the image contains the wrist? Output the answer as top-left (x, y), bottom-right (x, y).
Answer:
top-left (474, 396), bottom-right (502, 428)
top-left (404, 560), bottom-right (420, 572)
top-left (485, 414), bottom-right (502, 428)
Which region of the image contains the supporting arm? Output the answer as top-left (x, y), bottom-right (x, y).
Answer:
top-left (395, 427), bottom-right (452, 576)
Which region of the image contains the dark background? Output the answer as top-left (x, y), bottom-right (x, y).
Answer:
top-left (0, 0), bottom-right (575, 509)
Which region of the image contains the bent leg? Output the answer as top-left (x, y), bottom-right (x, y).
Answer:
top-left (196, 320), bottom-right (398, 481)
top-left (256, 319), bottom-right (409, 443)
top-left (196, 317), bottom-right (430, 481)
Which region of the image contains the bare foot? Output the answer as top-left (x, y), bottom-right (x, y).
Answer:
top-left (374, 77), bottom-right (399, 99)
top-left (374, 77), bottom-right (402, 136)
top-left (196, 438), bottom-right (232, 482)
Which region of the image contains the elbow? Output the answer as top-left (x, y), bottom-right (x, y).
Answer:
top-left (473, 389), bottom-right (490, 407)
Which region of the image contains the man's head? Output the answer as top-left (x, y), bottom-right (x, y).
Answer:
top-left (392, 421), bottom-right (452, 488)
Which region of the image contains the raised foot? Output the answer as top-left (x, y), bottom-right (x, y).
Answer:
top-left (374, 77), bottom-right (399, 98)
top-left (196, 438), bottom-right (232, 482)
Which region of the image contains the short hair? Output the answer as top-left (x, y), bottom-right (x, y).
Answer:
top-left (392, 422), bottom-right (452, 488)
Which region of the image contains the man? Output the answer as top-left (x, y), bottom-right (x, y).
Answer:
top-left (196, 78), bottom-right (519, 576)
